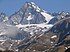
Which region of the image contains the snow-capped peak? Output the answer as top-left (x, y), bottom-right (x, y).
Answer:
top-left (9, 2), bottom-right (54, 25)
top-left (26, 2), bottom-right (54, 23)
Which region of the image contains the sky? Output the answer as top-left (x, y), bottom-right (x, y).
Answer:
top-left (0, 0), bottom-right (70, 16)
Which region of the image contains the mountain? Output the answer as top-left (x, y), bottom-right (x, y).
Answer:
top-left (9, 2), bottom-right (54, 25)
top-left (0, 2), bottom-right (70, 41)
top-left (0, 2), bottom-right (55, 40)
top-left (0, 2), bottom-right (70, 51)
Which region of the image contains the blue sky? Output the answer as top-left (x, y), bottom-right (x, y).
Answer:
top-left (0, 0), bottom-right (70, 16)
